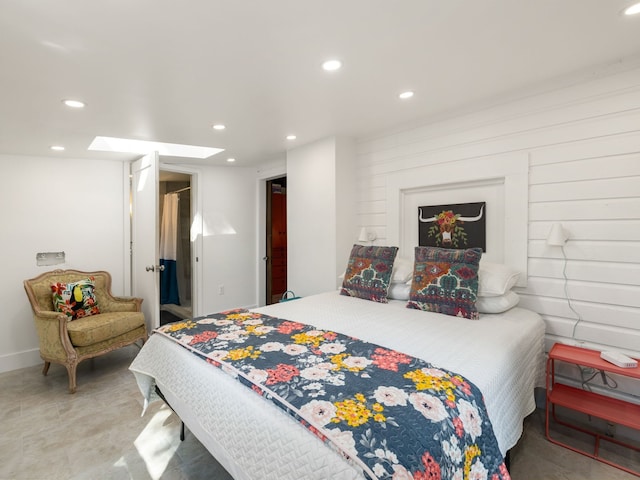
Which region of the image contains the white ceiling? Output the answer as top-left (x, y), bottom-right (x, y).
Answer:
top-left (2, 1), bottom-right (640, 167)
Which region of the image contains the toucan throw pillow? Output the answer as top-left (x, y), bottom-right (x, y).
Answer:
top-left (51, 277), bottom-right (100, 320)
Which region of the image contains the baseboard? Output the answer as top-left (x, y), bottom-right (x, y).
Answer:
top-left (0, 348), bottom-right (42, 374)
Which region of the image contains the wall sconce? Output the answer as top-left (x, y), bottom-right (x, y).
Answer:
top-left (546, 223), bottom-right (582, 340)
top-left (546, 223), bottom-right (568, 246)
top-left (358, 227), bottom-right (377, 244)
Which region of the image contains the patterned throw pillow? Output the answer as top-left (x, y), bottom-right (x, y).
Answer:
top-left (340, 245), bottom-right (398, 303)
top-left (51, 277), bottom-right (100, 320)
top-left (407, 246), bottom-right (482, 319)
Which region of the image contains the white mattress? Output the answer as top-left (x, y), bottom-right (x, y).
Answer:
top-left (130, 291), bottom-right (545, 480)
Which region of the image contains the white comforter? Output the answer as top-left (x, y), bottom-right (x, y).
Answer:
top-left (130, 291), bottom-right (545, 480)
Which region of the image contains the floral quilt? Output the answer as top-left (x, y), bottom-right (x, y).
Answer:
top-left (155, 309), bottom-right (510, 480)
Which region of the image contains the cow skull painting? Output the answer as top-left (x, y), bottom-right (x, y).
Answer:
top-left (418, 202), bottom-right (486, 251)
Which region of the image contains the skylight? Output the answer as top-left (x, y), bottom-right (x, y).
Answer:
top-left (63, 99), bottom-right (86, 108)
top-left (624, 2), bottom-right (640, 15)
top-left (88, 136), bottom-right (224, 159)
top-left (322, 59), bottom-right (342, 71)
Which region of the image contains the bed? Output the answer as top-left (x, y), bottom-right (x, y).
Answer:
top-left (130, 288), bottom-right (545, 480)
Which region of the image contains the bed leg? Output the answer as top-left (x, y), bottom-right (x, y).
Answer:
top-left (155, 385), bottom-right (186, 441)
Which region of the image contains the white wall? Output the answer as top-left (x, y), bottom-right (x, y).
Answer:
top-left (287, 137), bottom-right (356, 296)
top-left (335, 137), bottom-right (358, 286)
top-left (0, 156), bottom-right (259, 373)
top-left (0, 155), bottom-right (127, 373)
top-left (287, 138), bottom-right (337, 296)
top-left (355, 65), bottom-right (640, 398)
top-left (199, 165), bottom-right (258, 313)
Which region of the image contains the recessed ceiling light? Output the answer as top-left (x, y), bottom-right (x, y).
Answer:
top-left (286, 135), bottom-right (297, 140)
top-left (399, 91), bottom-right (414, 100)
top-left (212, 124), bottom-right (226, 130)
top-left (322, 59), bottom-right (342, 71)
top-left (50, 145), bottom-right (65, 151)
top-left (63, 99), bottom-right (85, 108)
top-left (624, 2), bottom-right (640, 15)
top-left (226, 158), bottom-right (236, 163)
top-left (88, 136), bottom-right (224, 159)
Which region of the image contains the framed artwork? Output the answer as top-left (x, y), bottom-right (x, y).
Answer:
top-left (418, 201), bottom-right (486, 251)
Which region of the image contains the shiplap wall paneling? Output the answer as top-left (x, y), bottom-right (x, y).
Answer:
top-left (356, 77), bottom-right (640, 183)
top-left (529, 221), bottom-right (640, 241)
top-left (355, 172), bottom-right (387, 242)
top-left (523, 277), bottom-right (640, 308)
top-left (358, 110), bottom-right (640, 179)
top-left (528, 258), bottom-right (640, 284)
top-left (519, 292), bottom-right (640, 332)
top-left (525, 147), bottom-right (640, 354)
top-left (354, 66), bottom-right (640, 415)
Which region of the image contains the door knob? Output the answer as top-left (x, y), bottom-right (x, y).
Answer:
top-left (145, 265), bottom-right (166, 272)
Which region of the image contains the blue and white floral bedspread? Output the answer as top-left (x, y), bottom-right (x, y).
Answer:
top-left (155, 309), bottom-right (510, 480)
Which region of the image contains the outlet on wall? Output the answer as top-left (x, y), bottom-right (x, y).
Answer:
top-left (606, 422), bottom-right (616, 438)
top-left (218, 285), bottom-right (224, 295)
top-left (36, 251), bottom-right (65, 266)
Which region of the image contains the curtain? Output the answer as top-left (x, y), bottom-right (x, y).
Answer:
top-left (160, 193), bottom-right (180, 305)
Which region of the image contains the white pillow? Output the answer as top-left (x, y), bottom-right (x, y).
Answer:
top-left (478, 261), bottom-right (520, 297)
top-left (476, 291), bottom-right (520, 314)
top-left (388, 282), bottom-right (411, 301)
top-left (391, 256), bottom-right (413, 283)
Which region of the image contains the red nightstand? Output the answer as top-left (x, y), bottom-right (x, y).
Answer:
top-left (546, 343), bottom-right (640, 476)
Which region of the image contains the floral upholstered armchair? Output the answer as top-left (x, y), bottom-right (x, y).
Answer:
top-left (24, 269), bottom-right (148, 393)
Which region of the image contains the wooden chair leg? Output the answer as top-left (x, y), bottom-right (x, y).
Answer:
top-left (66, 363), bottom-right (78, 394)
top-left (42, 361), bottom-right (51, 376)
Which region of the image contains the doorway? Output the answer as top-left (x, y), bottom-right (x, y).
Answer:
top-left (266, 176), bottom-right (287, 304)
top-left (159, 171), bottom-right (193, 324)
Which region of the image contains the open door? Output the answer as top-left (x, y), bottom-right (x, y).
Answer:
top-left (266, 177), bottom-right (287, 304)
top-left (131, 152), bottom-right (160, 331)
top-left (159, 171), bottom-right (194, 324)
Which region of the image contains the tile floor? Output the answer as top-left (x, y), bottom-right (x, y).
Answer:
top-left (1, 346), bottom-right (638, 480)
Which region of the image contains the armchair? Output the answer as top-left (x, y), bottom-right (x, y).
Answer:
top-left (24, 269), bottom-right (148, 393)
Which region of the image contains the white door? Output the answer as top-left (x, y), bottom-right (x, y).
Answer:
top-left (131, 152), bottom-right (160, 331)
